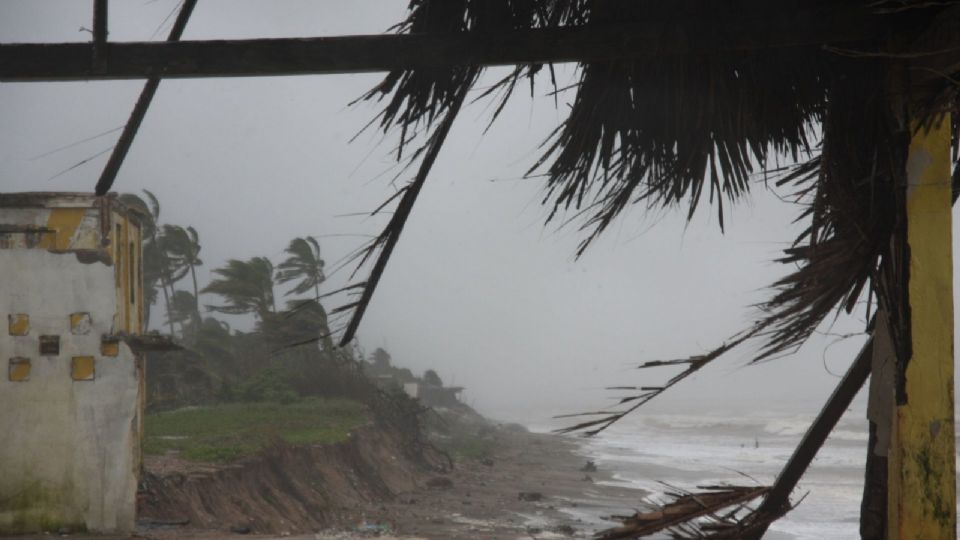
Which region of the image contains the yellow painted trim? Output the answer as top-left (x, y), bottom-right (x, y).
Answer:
top-left (69, 312), bottom-right (92, 335)
top-left (121, 218), bottom-right (131, 332)
top-left (7, 314), bottom-right (29, 336)
top-left (8, 358), bottom-right (30, 382)
top-left (134, 223), bottom-right (143, 333)
top-left (100, 339), bottom-right (120, 357)
top-left (71, 356), bottom-right (95, 381)
top-left (40, 208), bottom-right (86, 250)
top-left (889, 118), bottom-right (956, 539)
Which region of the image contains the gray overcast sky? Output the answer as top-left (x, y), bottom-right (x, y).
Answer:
top-left (4, 1), bottom-right (953, 426)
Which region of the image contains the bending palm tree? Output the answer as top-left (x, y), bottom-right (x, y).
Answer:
top-left (166, 290), bottom-right (200, 334)
top-left (201, 257), bottom-right (276, 322)
top-left (276, 236), bottom-right (334, 350)
top-left (276, 236), bottom-right (325, 301)
top-left (162, 224), bottom-right (203, 324)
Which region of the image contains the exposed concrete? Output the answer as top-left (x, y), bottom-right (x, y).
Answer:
top-left (0, 196), bottom-right (143, 534)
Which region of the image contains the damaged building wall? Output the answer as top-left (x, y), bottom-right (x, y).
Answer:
top-left (0, 194), bottom-right (144, 534)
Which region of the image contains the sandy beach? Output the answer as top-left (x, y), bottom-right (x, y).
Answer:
top-left (323, 428), bottom-right (646, 539)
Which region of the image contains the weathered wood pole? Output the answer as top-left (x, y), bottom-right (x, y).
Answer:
top-left (888, 117), bottom-right (955, 539)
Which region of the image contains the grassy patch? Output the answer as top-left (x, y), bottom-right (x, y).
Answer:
top-left (144, 398), bottom-right (368, 463)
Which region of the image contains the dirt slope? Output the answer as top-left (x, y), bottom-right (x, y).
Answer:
top-left (138, 423), bottom-right (445, 534)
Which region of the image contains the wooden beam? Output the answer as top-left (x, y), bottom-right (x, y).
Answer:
top-left (92, 0), bottom-right (108, 72)
top-left (94, 0), bottom-right (197, 195)
top-left (0, 10), bottom-right (883, 82)
top-left (745, 336), bottom-right (873, 539)
top-left (888, 117), bottom-right (956, 539)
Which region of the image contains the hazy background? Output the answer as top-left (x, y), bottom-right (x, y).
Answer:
top-left (2, 1), bottom-right (946, 426)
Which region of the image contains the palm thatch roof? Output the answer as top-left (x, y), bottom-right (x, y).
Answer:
top-left (337, 0), bottom-right (960, 427)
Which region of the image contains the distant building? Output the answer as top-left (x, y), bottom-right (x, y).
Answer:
top-left (403, 381), bottom-right (420, 398)
top-left (403, 380), bottom-right (464, 408)
top-left (0, 193), bottom-right (150, 534)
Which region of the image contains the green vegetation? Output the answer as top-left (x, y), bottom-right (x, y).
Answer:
top-left (122, 190), bottom-right (452, 468)
top-left (143, 398), bottom-right (369, 463)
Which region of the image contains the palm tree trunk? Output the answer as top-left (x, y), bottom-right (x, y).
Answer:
top-left (160, 274), bottom-right (175, 335)
top-left (190, 262), bottom-right (201, 332)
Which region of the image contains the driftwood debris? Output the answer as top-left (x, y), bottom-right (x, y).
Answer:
top-left (597, 485), bottom-right (771, 539)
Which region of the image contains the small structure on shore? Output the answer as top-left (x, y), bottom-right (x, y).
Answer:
top-left (403, 380), bottom-right (464, 408)
top-left (0, 192), bottom-right (149, 534)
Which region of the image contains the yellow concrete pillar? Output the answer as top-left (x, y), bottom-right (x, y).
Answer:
top-left (889, 118), bottom-right (956, 539)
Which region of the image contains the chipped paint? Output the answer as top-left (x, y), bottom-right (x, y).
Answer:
top-left (889, 119), bottom-right (956, 539)
top-left (0, 193), bottom-right (144, 534)
top-left (8, 358), bottom-right (30, 382)
top-left (71, 356), bottom-right (95, 381)
top-left (39, 208), bottom-right (87, 250)
top-left (100, 338), bottom-right (120, 357)
top-left (69, 312), bottom-right (92, 335)
top-left (8, 313), bottom-right (29, 336)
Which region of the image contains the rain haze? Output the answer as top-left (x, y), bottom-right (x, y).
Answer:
top-left (9, 0), bottom-right (960, 540)
top-left (0, 1), bottom-right (895, 424)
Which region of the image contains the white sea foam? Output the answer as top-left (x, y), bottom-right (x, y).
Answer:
top-left (561, 411), bottom-right (960, 538)
top-left (579, 412), bottom-right (870, 539)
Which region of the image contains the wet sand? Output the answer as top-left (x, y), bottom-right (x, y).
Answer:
top-left (329, 428), bottom-right (647, 539)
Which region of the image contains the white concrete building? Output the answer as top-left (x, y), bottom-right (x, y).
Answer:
top-left (0, 193), bottom-right (146, 534)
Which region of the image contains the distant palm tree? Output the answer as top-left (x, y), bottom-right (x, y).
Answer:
top-left (162, 224), bottom-right (203, 323)
top-left (166, 290), bottom-right (200, 334)
top-left (276, 236), bottom-right (326, 301)
top-left (202, 257), bottom-right (276, 322)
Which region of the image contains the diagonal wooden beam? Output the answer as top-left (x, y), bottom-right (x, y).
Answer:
top-left (0, 9), bottom-right (885, 82)
top-left (94, 0), bottom-right (198, 195)
top-left (744, 336), bottom-right (874, 539)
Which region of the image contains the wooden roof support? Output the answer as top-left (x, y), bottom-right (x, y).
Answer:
top-left (92, 0), bottom-right (107, 72)
top-left (0, 9), bottom-right (883, 82)
top-left (94, 0), bottom-right (198, 195)
top-left (744, 336), bottom-right (874, 539)
top-left (888, 117), bottom-right (956, 539)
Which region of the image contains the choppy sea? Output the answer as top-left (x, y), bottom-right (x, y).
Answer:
top-left (570, 411), bottom-right (872, 539)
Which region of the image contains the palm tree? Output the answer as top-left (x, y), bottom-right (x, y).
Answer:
top-left (166, 290), bottom-right (200, 334)
top-left (275, 236), bottom-right (336, 350)
top-left (201, 257), bottom-right (276, 322)
top-left (276, 236), bottom-right (325, 301)
top-left (161, 224), bottom-right (203, 324)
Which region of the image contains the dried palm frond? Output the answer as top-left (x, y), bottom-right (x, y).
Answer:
top-left (340, 1), bottom-right (958, 385)
top-left (596, 337), bottom-right (874, 538)
top-left (555, 331), bottom-right (754, 436)
top-left (750, 57), bottom-right (905, 361)
top-left (533, 2), bottom-right (838, 252)
top-left (354, 0), bottom-right (586, 157)
top-left (596, 484), bottom-right (773, 539)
